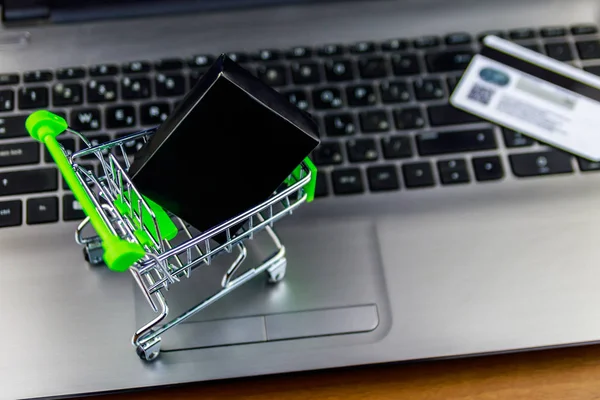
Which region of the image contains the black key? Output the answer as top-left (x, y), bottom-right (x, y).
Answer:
top-left (312, 87), bottom-right (344, 109)
top-left (478, 30), bottom-right (507, 41)
top-left (155, 73), bottom-right (186, 97)
top-left (188, 55), bottom-right (214, 69)
top-left (381, 39), bottom-right (408, 51)
top-left (427, 104), bottom-right (482, 126)
top-left (438, 158), bottom-right (470, 184)
top-left (324, 113), bottom-right (356, 137)
top-left (391, 53), bottom-right (421, 75)
top-left (445, 32), bottom-right (472, 45)
top-left (312, 142), bottom-right (343, 165)
top-left (23, 70), bottom-right (53, 82)
top-left (44, 138), bottom-right (75, 162)
top-left (350, 41), bottom-right (376, 54)
top-left (52, 83), bottom-right (83, 106)
top-left (89, 64), bottom-right (119, 76)
top-left (154, 58), bottom-right (184, 71)
top-left (331, 168), bottom-right (364, 194)
top-left (0, 142), bottom-right (39, 167)
top-left (285, 46), bottom-right (312, 59)
top-left (86, 79), bottom-right (117, 103)
top-left (502, 127), bottom-right (534, 147)
top-left (346, 138), bottom-right (378, 162)
top-left (578, 158), bottom-right (600, 172)
top-left (0, 90), bottom-right (14, 111)
top-left (0, 115), bottom-right (27, 139)
top-left (346, 84), bottom-right (377, 107)
top-left (545, 42), bottom-right (573, 61)
top-left (510, 150), bottom-right (573, 177)
top-left (70, 108), bottom-right (101, 131)
top-left (413, 36), bottom-right (440, 48)
top-left (394, 107), bottom-right (425, 130)
top-left (140, 102), bottom-right (170, 125)
top-left (576, 40), bottom-right (600, 60)
top-left (225, 52), bottom-right (248, 63)
top-left (121, 76), bottom-right (152, 99)
top-left (256, 64), bottom-right (288, 87)
top-left (472, 156), bottom-right (504, 181)
top-left (519, 43), bottom-right (543, 53)
top-left (106, 106), bottom-right (136, 129)
top-left (584, 66), bottom-right (600, 76)
top-left (281, 90), bottom-right (309, 111)
top-left (381, 136), bottom-right (412, 159)
top-left (425, 50), bottom-right (474, 72)
top-left (18, 87), bottom-right (49, 109)
top-left (359, 110), bottom-right (391, 133)
top-left (27, 196), bottom-right (58, 224)
top-left (0, 74), bottom-right (19, 86)
top-left (413, 78), bottom-right (445, 100)
top-left (571, 24), bottom-right (598, 35)
top-left (318, 44), bottom-right (345, 56)
top-left (115, 132), bottom-right (147, 156)
top-left (416, 129), bottom-right (496, 156)
top-left (252, 49), bottom-right (281, 61)
top-left (79, 134), bottom-right (110, 160)
top-left (358, 57), bottom-right (388, 78)
top-left (0, 199), bottom-right (21, 227)
top-left (291, 62), bottom-right (321, 84)
top-left (122, 61), bottom-right (151, 74)
top-left (446, 75), bottom-right (462, 93)
top-left (56, 67), bottom-right (85, 80)
top-left (324, 59), bottom-right (355, 82)
top-left (541, 26), bottom-right (566, 37)
top-left (314, 171), bottom-right (328, 197)
top-left (189, 69), bottom-right (205, 87)
top-left (367, 165), bottom-right (399, 192)
top-left (379, 80), bottom-right (411, 103)
top-left (0, 168), bottom-right (57, 196)
top-left (402, 162), bottom-right (435, 188)
top-left (509, 28), bottom-right (536, 40)
top-left (63, 194), bottom-right (86, 221)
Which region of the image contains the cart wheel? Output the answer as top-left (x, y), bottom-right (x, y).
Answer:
top-left (267, 258), bottom-right (287, 283)
top-left (136, 337), bottom-right (161, 362)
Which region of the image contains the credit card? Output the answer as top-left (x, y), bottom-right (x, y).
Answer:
top-left (450, 35), bottom-right (600, 161)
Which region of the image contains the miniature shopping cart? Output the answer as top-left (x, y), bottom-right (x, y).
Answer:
top-left (26, 110), bottom-right (318, 361)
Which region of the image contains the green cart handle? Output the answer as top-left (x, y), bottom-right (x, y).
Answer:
top-left (26, 110), bottom-right (145, 272)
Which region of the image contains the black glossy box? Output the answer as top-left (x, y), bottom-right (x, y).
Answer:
top-left (128, 54), bottom-right (320, 244)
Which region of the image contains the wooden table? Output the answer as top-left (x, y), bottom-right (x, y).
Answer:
top-left (89, 344), bottom-right (600, 399)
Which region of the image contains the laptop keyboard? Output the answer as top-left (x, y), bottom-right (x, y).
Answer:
top-left (1, 23), bottom-right (600, 227)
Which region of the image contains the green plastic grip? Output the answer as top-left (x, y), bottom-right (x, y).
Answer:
top-left (26, 110), bottom-right (145, 272)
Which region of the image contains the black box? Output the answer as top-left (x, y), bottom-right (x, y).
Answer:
top-left (128, 54), bottom-right (320, 244)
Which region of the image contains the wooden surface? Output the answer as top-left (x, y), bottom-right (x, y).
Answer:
top-left (88, 344), bottom-right (600, 399)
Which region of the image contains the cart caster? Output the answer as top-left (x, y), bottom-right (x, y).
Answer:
top-left (267, 258), bottom-right (287, 283)
top-left (136, 336), bottom-right (161, 362)
top-left (83, 241), bottom-right (104, 266)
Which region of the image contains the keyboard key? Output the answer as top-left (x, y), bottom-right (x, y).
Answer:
top-left (0, 168), bottom-right (57, 196)
top-left (324, 113), bottom-right (356, 137)
top-left (379, 81), bottom-right (411, 103)
top-left (509, 28), bottom-right (537, 40)
top-left (413, 78), bottom-right (445, 100)
top-left (188, 55), bottom-right (214, 68)
top-left (541, 26), bottom-right (566, 37)
top-left (519, 43), bottom-right (543, 53)
top-left (445, 32), bottom-right (472, 45)
top-left (381, 136), bottom-right (412, 159)
top-left (425, 50), bottom-right (473, 72)
top-left (0, 142), bottom-right (39, 167)
top-left (578, 158), bottom-right (600, 171)
top-left (44, 138), bottom-right (75, 162)
top-left (584, 66), bottom-right (600, 76)
top-left (509, 150), bottom-right (573, 177)
top-left (155, 73), bottom-right (186, 97)
top-left (367, 165), bottom-right (399, 192)
top-left (0, 74), bottom-right (19, 86)
top-left (324, 59), bottom-right (354, 81)
top-left (18, 87), bottom-right (49, 109)
top-left (257, 64), bottom-right (288, 87)
top-left (391, 53), bottom-right (421, 75)
top-left (0, 90), bottom-right (14, 111)
top-left (87, 79), bottom-right (117, 102)
top-left (63, 194), bottom-right (86, 221)
top-left (571, 24), bottom-right (598, 35)
top-left (312, 142), bottom-right (343, 165)
top-left (312, 87), bottom-right (344, 109)
top-left (359, 110), bottom-right (390, 133)
top-left (122, 61), bottom-right (151, 74)
top-left (478, 30), bottom-right (506, 41)
top-left (576, 40), bottom-right (600, 59)
top-left (402, 162), bottom-right (435, 188)
top-left (121, 76), bottom-right (152, 99)
top-left (285, 46), bottom-right (312, 59)
top-left (27, 196), bottom-right (58, 224)
top-left (446, 75), bottom-right (462, 93)
top-left (472, 156), bottom-right (504, 181)
top-left (314, 171), bottom-right (328, 197)
top-left (291, 62), bottom-right (321, 84)
top-left (79, 134), bottom-right (110, 160)
top-left (140, 102), bottom-right (170, 125)
top-left (70, 108), bottom-right (101, 131)
top-left (502, 127), bottom-right (534, 147)
top-left (438, 158), bottom-right (470, 184)
top-left (545, 42), bottom-right (573, 61)
top-left (427, 104), bottom-right (482, 126)
top-left (115, 132), bottom-right (146, 156)
top-left (346, 84), bottom-right (377, 107)
top-left (281, 90), bottom-right (309, 111)
top-left (358, 57), bottom-right (388, 78)
top-left (23, 70), bottom-right (53, 82)
top-left (413, 36), bottom-right (440, 48)
top-left (252, 49), bottom-right (281, 61)
top-left (106, 105), bottom-right (136, 129)
top-left (394, 107), bottom-right (425, 130)
top-left (52, 83), bottom-right (83, 106)
top-left (350, 41), bottom-right (376, 54)
top-left (346, 138), bottom-right (378, 162)
top-left (225, 52), bottom-right (248, 63)
top-left (89, 64), bottom-right (119, 76)
top-left (381, 38), bottom-right (409, 51)
top-left (0, 200), bottom-right (21, 227)
top-left (189, 69), bottom-right (205, 86)
top-left (0, 115), bottom-right (27, 139)
top-left (416, 129), bottom-right (496, 156)
top-left (317, 44), bottom-right (346, 56)
top-left (154, 58), bottom-right (184, 71)
top-left (56, 67), bottom-right (85, 80)
top-left (331, 168), bottom-right (364, 194)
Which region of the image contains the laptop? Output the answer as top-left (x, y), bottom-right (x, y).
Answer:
top-left (3, 0), bottom-right (600, 398)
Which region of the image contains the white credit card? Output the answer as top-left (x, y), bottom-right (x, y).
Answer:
top-left (450, 35), bottom-right (600, 161)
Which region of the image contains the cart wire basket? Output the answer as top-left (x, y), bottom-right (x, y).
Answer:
top-left (25, 110), bottom-right (318, 361)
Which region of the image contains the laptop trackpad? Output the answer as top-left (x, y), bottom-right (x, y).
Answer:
top-left (133, 218), bottom-right (387, 350)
